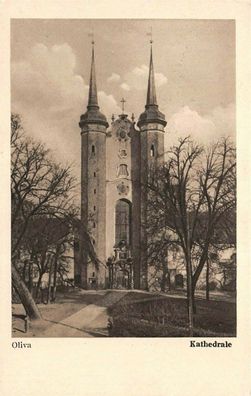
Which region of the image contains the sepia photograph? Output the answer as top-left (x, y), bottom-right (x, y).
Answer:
top-left (11, 18), bottom-right (236, 338)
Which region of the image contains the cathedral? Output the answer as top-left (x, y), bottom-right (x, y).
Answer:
top-left (75, 41), bottom-right (167, 290)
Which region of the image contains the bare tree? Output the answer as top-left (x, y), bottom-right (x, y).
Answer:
top-left (146, 137), bottom-right (236, 335)
top-left (193, 138), bottom-right (236, 292)
top-left (22, 216), bottom-right (74, 299)
top-left (11, 114), bottom-right (77, 319)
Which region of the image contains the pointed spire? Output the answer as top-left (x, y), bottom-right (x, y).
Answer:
top-left (137, 37), bottom-right (166, 129)
top-left (79, 38), bottom-right (108, 129)
top-left (87, 41), bottom-right (99, 109)
top-left (146, 44), bottom-right (157, 107)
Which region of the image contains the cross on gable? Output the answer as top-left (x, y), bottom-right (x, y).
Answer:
top-left (120, 98), bottom-right (126, 113)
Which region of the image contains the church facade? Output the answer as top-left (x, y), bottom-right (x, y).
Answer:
top-left (76, 42), bottom-right (167, 290)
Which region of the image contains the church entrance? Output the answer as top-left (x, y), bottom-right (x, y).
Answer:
top-left (107, 240), bottom-right (133, 290)
top-left (107, 199), bottom-right (133, 289)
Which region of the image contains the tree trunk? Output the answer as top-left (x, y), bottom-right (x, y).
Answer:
top-left (192, 285), bottom-right (197, 314)
top-left (22, 261), bottom-right (27, 282)
top-left (206, 257), bottom-right (210, 301)
top-left (192, 240), bottom-right (211, 289)
top-left (191, 242), bottom-right (211, 307)
top-left (28, 260), bottom-right (33, 294)
top-left (52, 247), bottom-right (60, 301)
top-left (186, 221), bottom-right (194, 336)
top-left (47, 254), bottom-right (54, 304)
top-left (35, 272), bottom-right (43, 300)
top-left (186, 258), bottom-right (194, 336)
top-left (161, 260), bottom-right (168, 292)
top-left (35, 250), bottom-right (48, 299)
top-left (160, 274), bottom-right (167, 292)
top-left (12, 264), bottom-right (41, 320)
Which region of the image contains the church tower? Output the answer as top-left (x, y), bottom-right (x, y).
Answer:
top-left (76, 38), bottom-right (167, 291)
top-left (79, 41), bottom-right (109, 288)
top-left (136, 42), bottom-right (167, 290)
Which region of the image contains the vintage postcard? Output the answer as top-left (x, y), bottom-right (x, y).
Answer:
top-left (10, 18), bottom-right (236, 338)
top-left (0, 1), bottom-right (250, 396)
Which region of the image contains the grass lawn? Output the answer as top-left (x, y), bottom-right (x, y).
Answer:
top-left (107, 292), bottom-right (236, 337)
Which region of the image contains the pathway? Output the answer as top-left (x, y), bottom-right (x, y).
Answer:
top-left (39, 290), bottom-right (128, 337)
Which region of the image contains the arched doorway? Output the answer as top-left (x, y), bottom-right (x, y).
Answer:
top-left (108, 199), bottom-right (133, 289)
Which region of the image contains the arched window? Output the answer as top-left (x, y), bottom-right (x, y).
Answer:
top-left (150, 144), bottom-right (155, 157)
top-left (118, 164), bottom-right (129, 177)
top-left (91, 145), bottom-right (95, 154)
top-left (115, 199), bottom-right (131, 246)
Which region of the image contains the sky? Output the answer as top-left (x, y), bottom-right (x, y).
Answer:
top-left (11, 19), bottom-right (235, 176)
